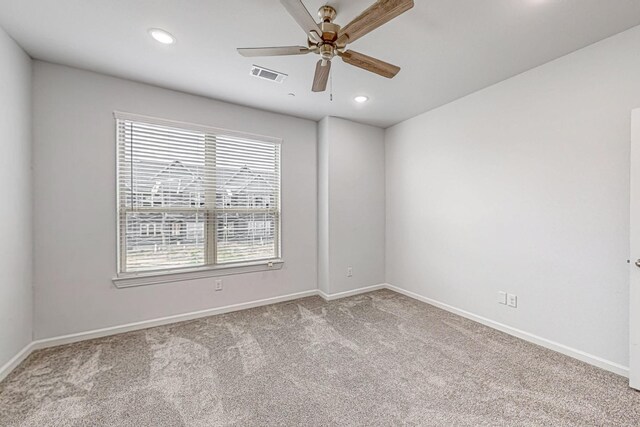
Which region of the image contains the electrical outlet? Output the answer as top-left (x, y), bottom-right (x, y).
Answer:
top-left (507, 294), bottom-right (517, 308)
top-left (215, 279), bottom-right (223, 292)
top-left (498, 291), bottom-right (507, 305)
top-left (347, 266), bottom-right (353, 277)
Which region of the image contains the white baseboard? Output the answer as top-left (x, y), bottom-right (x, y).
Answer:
top-left (385, 284), bottom-right (629, 378)
top-left (317, 284), bottom-right (387, 301)
top-left (1, 284), bottom-right (385, 381)
top-left (32, 289), bottom-right (319, 350)
top-left (0, 341), bottom-right (36, 383)
top-left (1, 283), bottom-right (629, 383)
top-left (0, 289), bottom-right (318, 383)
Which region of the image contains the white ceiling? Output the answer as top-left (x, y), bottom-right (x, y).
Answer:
top-left (1, 0), bottom-right (639, 127)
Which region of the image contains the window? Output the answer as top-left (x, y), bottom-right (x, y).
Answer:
top-left (116, 113), bottom-right (281, 275)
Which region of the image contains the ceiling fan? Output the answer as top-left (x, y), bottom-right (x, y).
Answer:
top-left (237, 0), bottom-right (414, 92)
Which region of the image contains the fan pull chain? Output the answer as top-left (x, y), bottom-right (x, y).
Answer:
top-left (330, 65), bottom-right (333, 102)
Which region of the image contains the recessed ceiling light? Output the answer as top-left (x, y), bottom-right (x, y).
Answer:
top-left (148, 28), bottom-right (175, 45)
top-left (354, 95), bottom-right (369, 103)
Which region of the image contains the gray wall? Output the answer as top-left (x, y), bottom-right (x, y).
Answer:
top-left (0, 27), bottom-right (32, 368)
top-left (318, 117), bottom-right (385, 295)
top-left (32, 61), bottom-right (317, 339)
top-left (385, 26), bottom-right (640, 367)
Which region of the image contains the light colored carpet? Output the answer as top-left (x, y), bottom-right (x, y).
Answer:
top-left (1, 289), bottom-right (640, 426)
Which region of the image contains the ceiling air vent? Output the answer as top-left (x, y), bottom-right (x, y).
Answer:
top-left (250, 65), bottom-right (287, 83)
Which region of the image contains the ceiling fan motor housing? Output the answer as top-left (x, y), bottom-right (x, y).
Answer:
top-left (321, 22), bottom-right (340, 42)
top-left (310, 5), bottom-right (344, 62)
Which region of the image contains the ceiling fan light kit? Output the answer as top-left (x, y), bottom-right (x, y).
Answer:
top-left (237, 0), bottom-right (414, 93)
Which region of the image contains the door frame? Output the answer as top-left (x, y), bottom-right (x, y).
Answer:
top-left (630, 108), bottom-right (640, 389)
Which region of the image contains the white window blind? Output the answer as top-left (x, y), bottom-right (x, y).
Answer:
top-left (116, 113), bottom-right (281, 274)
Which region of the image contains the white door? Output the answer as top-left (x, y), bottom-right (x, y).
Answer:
top-left (630, 109), bottom-right (640, 390)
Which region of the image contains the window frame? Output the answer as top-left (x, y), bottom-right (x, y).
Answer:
top-left (112, 111), bottom-right (283, 288)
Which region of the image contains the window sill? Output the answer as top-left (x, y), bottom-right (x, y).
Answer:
top-left (112, 259), bottom-right (284, 288)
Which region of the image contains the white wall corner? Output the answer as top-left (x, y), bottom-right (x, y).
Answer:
top-left (317, 283), bottom-right (387, 301)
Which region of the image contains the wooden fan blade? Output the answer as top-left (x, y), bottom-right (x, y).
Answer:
top-left (336, 0), bottom-right (414, 45)
top-left (312, 59), bottom-right (331, 92)
top-left (280, 0), bottom-right (323, 42)
top-left (339, 50), bottom-right (400, 78)
top-left (237, 46), bottom-right (310, 57)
